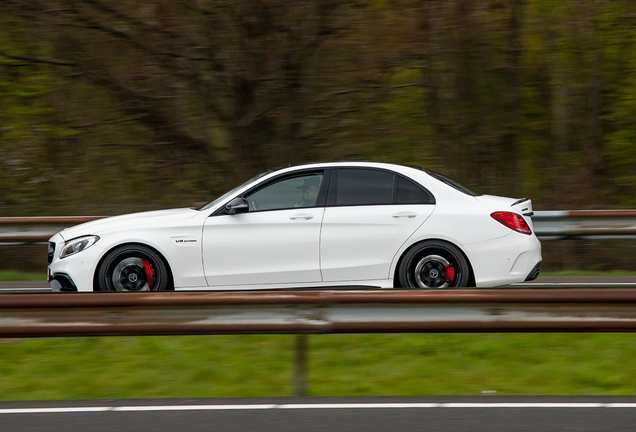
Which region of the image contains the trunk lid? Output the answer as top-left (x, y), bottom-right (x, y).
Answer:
top-left (475, 195), bottom-right (535, 228)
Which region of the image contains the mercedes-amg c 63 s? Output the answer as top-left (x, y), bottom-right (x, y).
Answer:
top-left (47, 162), bottom-right (542, 292)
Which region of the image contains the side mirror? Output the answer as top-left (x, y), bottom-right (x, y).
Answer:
top-left (226, 197), bottom-right (249, 215)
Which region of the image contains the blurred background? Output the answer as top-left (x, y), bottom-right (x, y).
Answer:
top-left (1, 0), bottom-right (636, 273)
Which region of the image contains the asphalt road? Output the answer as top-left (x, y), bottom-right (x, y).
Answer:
top-left (2, 396), bottom-right (636, 432)
top-left (1, 275), bottom-right (636, 293)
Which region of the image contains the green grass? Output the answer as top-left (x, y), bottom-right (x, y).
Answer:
top-left (2, 333), bottom-right (636, 400)
top-left (0, 270), bottom-right (46, 281)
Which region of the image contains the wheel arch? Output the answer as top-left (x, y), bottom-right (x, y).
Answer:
top-left (93, 242), bottom-right (175, 291)
top-left (392, 238), bottom-right (476, 288)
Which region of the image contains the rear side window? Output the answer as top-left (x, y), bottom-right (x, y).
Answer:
top-left (395, 175), bottom-right (435, 204)
top-left (333, 168), bottom-right (435, 206)
top-left (336, 169), bottom-right (394, 206)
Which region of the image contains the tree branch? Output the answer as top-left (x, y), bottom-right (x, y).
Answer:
top-left (0, 50), bottom-right (76, 67)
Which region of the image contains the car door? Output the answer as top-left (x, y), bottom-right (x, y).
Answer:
top-left (202, 171), bottom-right (327, 287)
top-left (320, 168), bottom-right (436, 282)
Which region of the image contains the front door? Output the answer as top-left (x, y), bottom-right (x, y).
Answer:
top-left (203, 172), bottom-right (326, 287)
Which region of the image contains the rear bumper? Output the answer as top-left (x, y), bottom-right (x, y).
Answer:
top-left (464, 232), bottom-right (542, 287)
top-left (525, 261), bottom-right (541, 282)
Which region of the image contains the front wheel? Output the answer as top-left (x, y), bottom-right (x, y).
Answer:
top-left (97, 245), bottom-right (169, 292)
top-left (398, 241), bottom-right (470, 288)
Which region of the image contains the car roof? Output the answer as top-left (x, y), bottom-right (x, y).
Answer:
top-left (268, 161), bottom-right (422, 175)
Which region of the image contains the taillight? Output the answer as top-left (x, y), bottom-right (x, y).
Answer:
top-left (491, 211), bottom-right (532, 235)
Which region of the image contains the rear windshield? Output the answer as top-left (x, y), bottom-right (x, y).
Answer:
top-left (424, 169), bottom-right (477, 196)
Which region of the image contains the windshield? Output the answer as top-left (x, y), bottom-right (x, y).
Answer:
top-left (196, 171), bottom-right (270, 211)
top-left (423, 169), bottom-right (478, 196)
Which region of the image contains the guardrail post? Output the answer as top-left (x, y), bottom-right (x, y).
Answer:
top-left (294, 334), bottom-right (308, 396)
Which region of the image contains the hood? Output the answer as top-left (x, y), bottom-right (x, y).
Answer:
top-left (58, 208), bottom-right (199, 240)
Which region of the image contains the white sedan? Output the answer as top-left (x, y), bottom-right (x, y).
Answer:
top-left (47, 162), bottom-right (542, 292)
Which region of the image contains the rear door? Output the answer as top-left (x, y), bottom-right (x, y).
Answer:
top-left (320, 168), bottom-right (435, 282)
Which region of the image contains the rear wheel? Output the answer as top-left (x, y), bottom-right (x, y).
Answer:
top-left (398, 241), bottom-right (470, 288)
top-left (97, 245), bottom-right (169, 292)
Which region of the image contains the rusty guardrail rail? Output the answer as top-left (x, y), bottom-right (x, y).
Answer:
top-left (0, 217), bottom-right (105, 243)
top-left (3, 288), bottom-right (635, 396)
top-left (2, 211), bottom-right (636, 243)
top-left (2, 289), bottom-right (636, 337)
top-left (532, 210), bottom-right (636, 238)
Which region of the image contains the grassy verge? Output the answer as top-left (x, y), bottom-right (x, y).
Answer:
top-left (0, 270), bottom-right (46, 281)
top-left (2, 333), bottom-right (636, 400)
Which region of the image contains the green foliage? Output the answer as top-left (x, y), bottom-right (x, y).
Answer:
top-left (2, 0), bottom-right (636, 215)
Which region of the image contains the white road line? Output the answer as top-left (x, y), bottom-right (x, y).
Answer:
top-left (113, 405), bottom-right (278, 411)
top-left (440, 403), bottom-right (605, 408)
top-left (279, 404), bottom-right (440, 409)
top-left (3, 403), bottom-right (636, 414)
top-left (0, 407), bottom-right (111, 414)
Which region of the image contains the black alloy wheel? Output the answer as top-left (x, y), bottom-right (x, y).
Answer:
top-left (97, 245), bottom-right (169, 292)
top-left (398, 240), bottom-right (470, 288)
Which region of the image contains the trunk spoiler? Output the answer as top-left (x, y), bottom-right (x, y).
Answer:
top-left (511, 198), bottom-right (534, 217)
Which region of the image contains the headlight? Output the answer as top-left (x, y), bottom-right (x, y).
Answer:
top-left (60, 235), bottom-right (100, 259)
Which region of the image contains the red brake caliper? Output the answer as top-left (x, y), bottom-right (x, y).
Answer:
top-left (445, 264), bottom-right (455, 285)
top-left (142, 259), bottom-right (156, 290)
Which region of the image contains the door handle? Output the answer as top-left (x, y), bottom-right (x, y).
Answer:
top-left (392, 212), bottom-right (417, 218)
top-left (289, 213), bottom-right (314, 220)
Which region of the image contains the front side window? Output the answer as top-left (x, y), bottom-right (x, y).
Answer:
top-left (245, 173), bottom-right (324, 211)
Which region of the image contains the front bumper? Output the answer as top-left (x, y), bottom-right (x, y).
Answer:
top-left (49, 271), bottom-right (78, 292)
top-left (47, 232), bottom-right (105, 292)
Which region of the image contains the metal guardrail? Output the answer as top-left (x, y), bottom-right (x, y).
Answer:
top-left (2, 288), bottom-right (636, 396)
top-left (2, 211), bottom-right (636, 243)
top-left (532, 210), bottom-right (636, 238)
top-left (0, 217), bottom-right (105, 243)
top-left (2, 289), bottom-right (636, 337)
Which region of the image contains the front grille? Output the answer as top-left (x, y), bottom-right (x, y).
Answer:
top-left (48, 242), bottom-right (55, 264)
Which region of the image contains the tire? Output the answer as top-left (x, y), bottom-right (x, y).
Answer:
top-left (97, 245), bottom-right (169, 292)
top-left (398, 240), bottom-right (470, 288)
